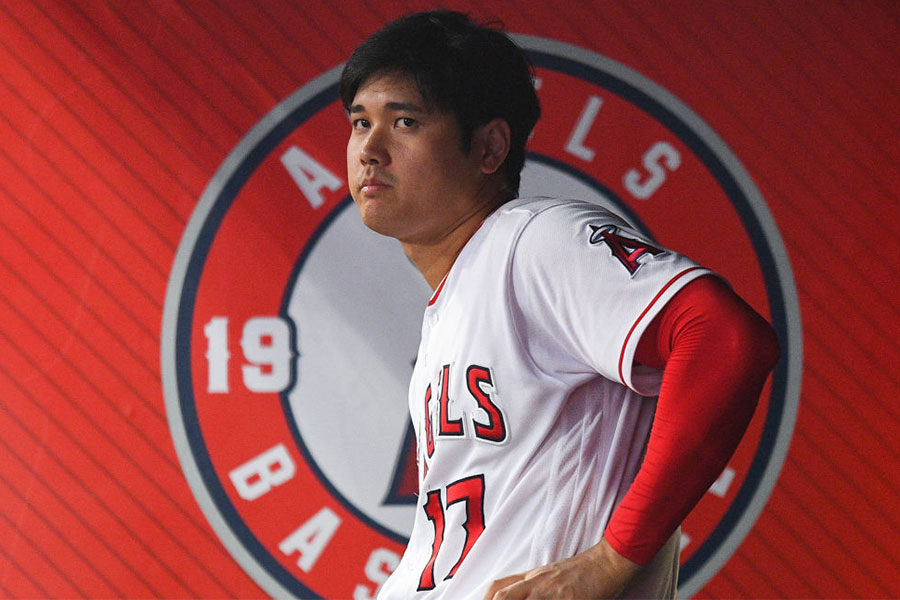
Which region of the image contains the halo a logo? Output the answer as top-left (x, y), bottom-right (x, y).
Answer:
top-left (162, 36), bottom-right (800, 599)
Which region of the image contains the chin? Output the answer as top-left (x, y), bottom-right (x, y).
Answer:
top-left (356, 205), bottom-right (397, 238)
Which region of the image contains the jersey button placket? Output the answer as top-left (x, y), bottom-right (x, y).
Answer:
top-left (422, 310), bottom-right (438, 364)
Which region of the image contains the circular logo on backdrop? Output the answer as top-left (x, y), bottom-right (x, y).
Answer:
top-left (162, 36), bottom-right (800, 599)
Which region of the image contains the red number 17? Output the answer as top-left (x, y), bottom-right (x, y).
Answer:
top-left (417, 474), bottom-right (486, 591)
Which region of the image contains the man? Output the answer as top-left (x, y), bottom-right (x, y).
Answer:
top-left (341, 11), bottom-right (779, 599)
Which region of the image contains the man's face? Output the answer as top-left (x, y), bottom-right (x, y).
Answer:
top-left (346, 72), bottom-right (486, 245)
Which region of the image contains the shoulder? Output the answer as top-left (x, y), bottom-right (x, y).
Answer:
top-left (497, 196), bottom-right (630, 225)
top-left (494, 197), bottom-right (638, 258)
top-left (502, 196), bottom-right (703, 290)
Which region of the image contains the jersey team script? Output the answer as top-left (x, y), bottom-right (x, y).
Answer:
top-left (378, 197), bottom-right (711, 599)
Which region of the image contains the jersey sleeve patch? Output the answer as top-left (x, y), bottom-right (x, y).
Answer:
top-left (588, 224), bottom-right (664, 275)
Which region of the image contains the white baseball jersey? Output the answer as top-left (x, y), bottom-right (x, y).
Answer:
top-left (377, 197), bottom-right (711, 599)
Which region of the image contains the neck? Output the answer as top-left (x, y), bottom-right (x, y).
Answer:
top-left (403, 187), bottom-right (513, 290)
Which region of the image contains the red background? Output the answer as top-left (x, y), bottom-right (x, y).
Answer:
top-left (1, 1), bottom-right (898, 598)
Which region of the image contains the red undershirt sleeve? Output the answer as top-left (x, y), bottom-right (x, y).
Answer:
top-left (603, 274), bottom-right (780, 565)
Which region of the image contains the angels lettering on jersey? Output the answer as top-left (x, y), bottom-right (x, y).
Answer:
top-left (421, 363), bottom-right (508, 478)
top-left (414, 363), bottom-right (507, 591)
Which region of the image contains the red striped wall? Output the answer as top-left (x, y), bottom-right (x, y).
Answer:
top-left (1, 1), bottom-right (898, 598)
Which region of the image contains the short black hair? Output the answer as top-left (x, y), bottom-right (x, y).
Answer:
top-left (340, 10), bottom-right (541, 195)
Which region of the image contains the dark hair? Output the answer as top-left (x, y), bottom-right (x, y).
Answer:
top-left (340, 10), bottom-right (541, 195)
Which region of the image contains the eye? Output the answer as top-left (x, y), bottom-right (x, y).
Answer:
top-left (396, 117), bottom-right (417, 128)
top-left (352, 118), bottom-right (370, 130)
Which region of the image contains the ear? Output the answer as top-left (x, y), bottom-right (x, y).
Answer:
top-left (474, 118), bottom-right (511, 175)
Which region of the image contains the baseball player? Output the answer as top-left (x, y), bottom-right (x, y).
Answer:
top-left (341, 11), bottom-right (779, 599)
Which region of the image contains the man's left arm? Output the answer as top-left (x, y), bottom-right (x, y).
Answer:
top-left (483, 275), bottom-right (780, 599)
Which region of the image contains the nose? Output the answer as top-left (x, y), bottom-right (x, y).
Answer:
top-left (359, 127), bottom-right (389, 166)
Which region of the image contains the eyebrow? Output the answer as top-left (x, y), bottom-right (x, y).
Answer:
top-left (348, 101), bottom-right (427, 114)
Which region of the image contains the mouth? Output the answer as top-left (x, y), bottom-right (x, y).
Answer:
top-left (359, 176), bottom-right (392, 195)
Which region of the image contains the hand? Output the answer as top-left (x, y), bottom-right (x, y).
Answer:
top-left (481, 538), bottom-right (641, 599)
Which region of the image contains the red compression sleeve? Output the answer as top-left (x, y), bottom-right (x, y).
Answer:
top-left (603, 275), bottom-right (780, 565)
